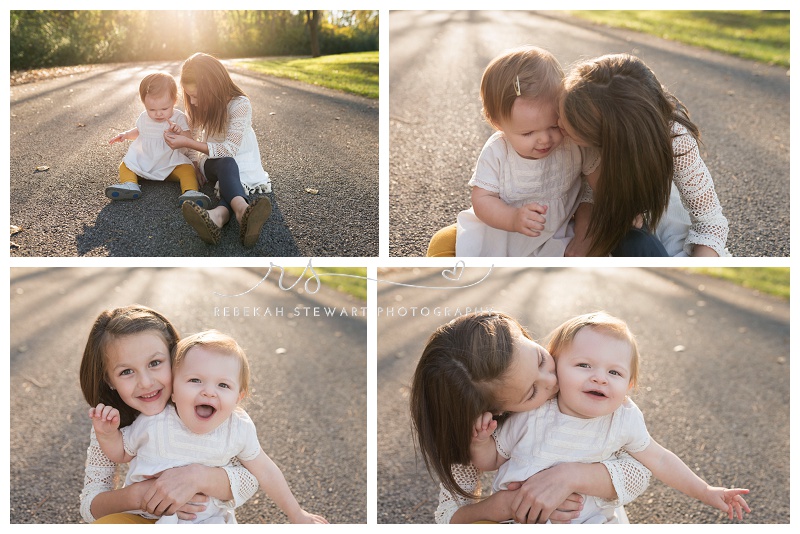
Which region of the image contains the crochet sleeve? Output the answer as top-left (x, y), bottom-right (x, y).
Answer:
top-left (597, 449), bottom-right (652, 508)
top-left (434, 463), bottom-right (482, 524)
top-left (80, 428), bottom-right (118, 524)
top-left (207, 97), bottom-right (251, 159)
top-left (671, 124), bottom-right (729, 255)
top-left (221, 457), bottom-right (260, 508)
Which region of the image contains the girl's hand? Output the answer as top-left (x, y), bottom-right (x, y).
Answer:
top-left (513, 203), bottom-right (547, 237)
top-left (508, 465), bottom-right (577, 523)
top-left (472, 412), bottom-right (497, 444)
top-left (140, 465), bottom-right (208, 517)
top-left (704, 487), bottom-right (750, 520)
top-left (164, 131), bottom-right (189, 150)
top-left (193, 163), bottom-right (207, 187)
top-left (88, 403), bottom-right (121, 436)
top-left (290, 509), bottom-right (330, 524)
top-left (505, 481), bottom-right (583, 523)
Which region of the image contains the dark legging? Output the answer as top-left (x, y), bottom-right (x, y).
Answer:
top-left (203, 157), bottom-right (246, 212)
top-left (612, 226), bottom-right (669, 256)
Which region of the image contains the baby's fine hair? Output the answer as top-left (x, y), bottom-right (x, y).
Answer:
top-left (546, 311), bottom-right (640, 389)
top-left (173, 329), bottom-right (251, 398)
top-left (410, 311), bottom-right (532, 500)
top-left (561, 54), bottom-right (700, 256)
top-left (480, 45), bottom-right (564, 130)
top-left (139, 72), bottom-right (179, 104)
top-left (79, 304), bottom-right (180, 428)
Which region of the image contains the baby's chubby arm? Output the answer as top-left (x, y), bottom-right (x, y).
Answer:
top-left (240, 449), bottom-right (328, 524)
top-left (471, 187), bottom-right (547, 238)
top-left (630, 439), bottom-right (750, 520)
top-left (109, 128), bottom-right (139, 144)
top-left (87, 404), bottom-right (134, 464)
top-left (469, 412), bottom-right (507, 472)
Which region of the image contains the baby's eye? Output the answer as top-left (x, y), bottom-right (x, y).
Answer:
top-left (609, 370), bottom-right (623, 377)
top-left (577, 363), bottom-right (590, 368)
top-left (218, 383), bottom-right (231, 389)
top-left (188, 378), bottom-right (201, 383)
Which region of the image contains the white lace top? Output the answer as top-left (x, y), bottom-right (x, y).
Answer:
top-left (79, 407), bottom-right (260, 523)
top-left (579, 122), bottom-right (728, 256)
top-left (435, 402), bottom-right (651, 524)
top-left (190, 96), bottom-right (271, 196)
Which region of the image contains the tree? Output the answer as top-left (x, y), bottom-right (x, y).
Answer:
top-left (306, 10), bottom-right (320, 57)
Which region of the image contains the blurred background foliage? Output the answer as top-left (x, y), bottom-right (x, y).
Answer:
top-left (11, 10), bottom-right (379, 70)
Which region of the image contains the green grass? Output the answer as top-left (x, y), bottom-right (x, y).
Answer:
top-left (567, 11), bottom-right (789, 67)
top-left (285, 267), bottom-right (367, 301)
top-left (235, 51), bottom-right (378, 98)
top-left (685, 268), bottom-right (789, 299)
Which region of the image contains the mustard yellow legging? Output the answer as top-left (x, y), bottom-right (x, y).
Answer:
top-left (119, 162), bottom-right (199, 194)
top-left (93, 513), bottom-right (157, 524)
top-left (426, 224), bottom-right (458, 257)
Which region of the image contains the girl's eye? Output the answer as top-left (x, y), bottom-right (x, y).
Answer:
top-left (119, 369), bottom-right (133, 376)
top-left (148, 360), bottom-right (162, 368)
top-left (528, 384), bottom-right (538, 401)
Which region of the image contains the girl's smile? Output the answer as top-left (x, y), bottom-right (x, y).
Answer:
top-left (104, 331), bottom-right (173, 416)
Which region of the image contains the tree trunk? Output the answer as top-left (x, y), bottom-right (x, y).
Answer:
top-left (307, 10), bottom-right (321, 58)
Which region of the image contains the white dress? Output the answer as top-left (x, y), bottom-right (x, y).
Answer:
top-left (79, 427), bottom-right (259, 524)
top-left (191, 96), bottom-right (272, 196)
top-left (120, 404), bottom-right (262, 524)
top-left (123, 110), bottom-right (192, 180)
top-left (492, 397), bottom-right (651, 524)
top-left (456, 133), bottom-right (599, 257)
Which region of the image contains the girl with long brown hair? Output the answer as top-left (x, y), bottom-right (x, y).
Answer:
top-left (560, 53), bottom-right (728, 257)
top-left (78, 305), bottom-right (259, 523)
top-left (410, 312), bottom-right (653, 523)
top-left (164, 53), bottom-right (272, 247)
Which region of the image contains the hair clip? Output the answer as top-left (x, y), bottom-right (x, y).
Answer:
top-left (514, 75), bottom-right (521, 96)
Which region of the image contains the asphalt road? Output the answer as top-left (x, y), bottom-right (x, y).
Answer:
top-left (377, 267), bottom-right (789, 523)
top-left (389, 11), bottom-right (790, 257)
top-left (10, 60), bottom-right (378, 257)
top-left (10, 267), bottom-right (367, 523)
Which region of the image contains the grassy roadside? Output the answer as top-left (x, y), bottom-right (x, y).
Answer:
top-left (234, 51), bottom-right (378, 98)
top-left (685, 267), bottom-right (789, 299)
top-left (566, 11), bottom-right (789, 67)
top-left (285, 267), bottom-right (367, 301)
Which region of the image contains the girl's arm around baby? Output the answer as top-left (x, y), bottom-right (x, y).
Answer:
top-left (240, 450), bottom-right (328, 524)
top-left (630, 439), bottom-right (750, 520)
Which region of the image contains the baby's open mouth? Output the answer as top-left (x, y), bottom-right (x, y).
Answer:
top-left (195, 404), bottom-right (217, 419)
top-left (585, 390), bottom-right (607, 398)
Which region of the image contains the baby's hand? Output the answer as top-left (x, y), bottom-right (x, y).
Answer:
top-left (88, 403), bottom-right (121, 436)
top-left (166, 120), bottom-right (183, 135)
top-left (513, 203), bottom-right (547, 237)
top-left (291, 509), bottom-right (329, 524)
top-left (472, 412), bottom-right (497, 444)
top-left (109, 133), bottom-right (126, 145)
top-left (704, 486), bottom-right (750, 520)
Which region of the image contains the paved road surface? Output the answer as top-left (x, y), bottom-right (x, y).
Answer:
top-left (10, 267), bottom-right (367, 523)
top-left (389, 11), bottom-right (789, 257)
top-left (11, 61), bottom-right (378, 257)
top-left (377, 267), bottom-right (789, 523)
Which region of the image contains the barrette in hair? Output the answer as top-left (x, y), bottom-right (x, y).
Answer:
top-left (514, 75), bottom-right (521, 96)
